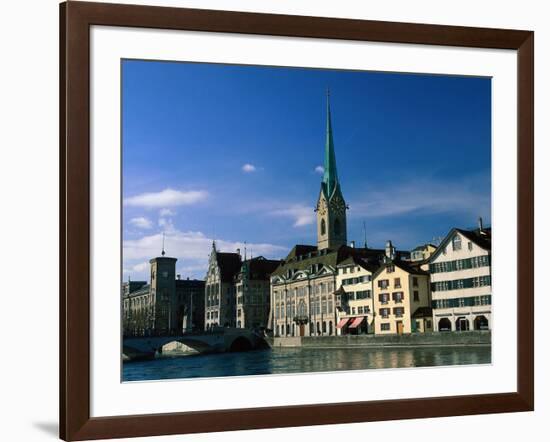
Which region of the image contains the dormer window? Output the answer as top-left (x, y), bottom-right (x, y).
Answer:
top-left (452, 234), bottom-right (462, 251)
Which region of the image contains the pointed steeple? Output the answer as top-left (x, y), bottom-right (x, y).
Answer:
top-left (323, 88), bottom-right (339, 198)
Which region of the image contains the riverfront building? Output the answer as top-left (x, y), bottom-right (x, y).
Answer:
top-left (235, 256), bottom-right (282, 330)
top-left (270, 93), bottom-right (409, 338)
top-left (204, 242), bottom-right (242, 329)
top-left (334, 256), bottom-right (377, 335)
top-left (122, 251), bottom-right (205, 336)
top-left (429, 220), bottom-right (492, 331)
top-left (204, 242), bottom-right (280, 331)
top-left (372, 241), bottom-right (433, 334)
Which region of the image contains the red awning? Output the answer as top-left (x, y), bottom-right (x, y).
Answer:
top-left (349, 317), bottom-right (365, 328)
top-left (336, 317), bottom-right (351, 329)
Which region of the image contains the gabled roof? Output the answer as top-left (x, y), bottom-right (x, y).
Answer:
top-left (456, 228), bottom-right (492, 251)
top-left (372, 259), bottom-right (429, 279)
top-left (337, 255), bottom-right (379, 273)
top-left (429, 227), bottom-right (492, 263)
top-left (272, 244), bottom-right (389, 278)
top-left (412, 243), bottom-right (437, 252)
top-left (215, 252), bottom-right (242, 283)
top-left (243, 256), bottom-right (283, 280)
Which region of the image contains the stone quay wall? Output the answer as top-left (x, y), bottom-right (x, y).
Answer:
top-left (272, 331), bottom-right (491, 348)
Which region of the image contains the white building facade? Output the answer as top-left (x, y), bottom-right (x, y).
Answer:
top-left (429, 226), bottom-right (492, 332)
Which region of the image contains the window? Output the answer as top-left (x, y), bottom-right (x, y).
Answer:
top-left (321, 218), bottom-right (326, 235)
top-left (413, 277), bottom-right (418, 287)
top-left (358, 306), bottom-right (364, 314)
top-left (379, 293), bottom-right (389, 304)
top-left (392, 292), bottom-right (403, 303)
top-left (426, 320), bottom-right (432, 328)
top-left (394, 278), bottom-right (401, 288)
top-left (387, 265), bottom-right (395, 273)
top-left (468, 241), bottom-right (473, 251)
top-left (452, 235), bottom-right (462, 251)
top-left (378, 279), bottom-right (389, 289)
top-left (380, 308), bottom-right (390, 318)
top-left (334, 219), bottom-right (341, 235)
top-left (413, 290), bottom-right (419, 302)
top-left (393, 307), bottom-right (404, 317)
top-left (381, 323), bottom-right (390, 331)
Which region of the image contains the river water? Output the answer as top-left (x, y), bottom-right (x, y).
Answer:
top-left (122, 345), bottom-right (491, 382)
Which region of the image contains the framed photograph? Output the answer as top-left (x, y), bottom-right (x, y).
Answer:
top-left (60, 1), bottom-right (534, 440)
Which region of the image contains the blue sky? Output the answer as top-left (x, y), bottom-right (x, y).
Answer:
top-left (122, 59), bottom-right (491, 281)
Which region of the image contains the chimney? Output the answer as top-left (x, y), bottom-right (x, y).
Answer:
top-left (478, 217), bottom-right (483, 231)
top-left (236, 248), bottom-right (241, 256)
top-left (350, 240), bottom-right (355, 248)
top-left (176, 274), bottom-right (181, 280)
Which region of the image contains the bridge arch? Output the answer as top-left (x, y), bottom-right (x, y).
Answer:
top-left (228, 336), bottom-right (253, 352)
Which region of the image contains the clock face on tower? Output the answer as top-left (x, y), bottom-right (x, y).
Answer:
top-left (330, 194), bottom-right (346, 214)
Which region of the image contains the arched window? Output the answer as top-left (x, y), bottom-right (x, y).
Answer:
top-left (321, 218), bottom-right (326, 235)
top-left (334, 218), bottom-right (341, 235)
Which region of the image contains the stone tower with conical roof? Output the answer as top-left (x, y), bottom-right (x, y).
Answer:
top-left (316, 91), bottom-right (348, 250)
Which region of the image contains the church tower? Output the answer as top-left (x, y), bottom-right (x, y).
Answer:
top-left (316, 91), bottom-right (348, 250)
top-left (149, 236), bottom-right (177, 333)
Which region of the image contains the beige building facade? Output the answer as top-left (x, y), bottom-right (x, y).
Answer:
top-left (373, 243), bottom-right (432, 335)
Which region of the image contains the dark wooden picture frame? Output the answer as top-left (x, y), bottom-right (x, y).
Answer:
top-left (60, 1), bottom-right (534, 440)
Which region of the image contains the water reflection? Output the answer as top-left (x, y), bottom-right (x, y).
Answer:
top-left (123, 346), bottom-right (491, 382)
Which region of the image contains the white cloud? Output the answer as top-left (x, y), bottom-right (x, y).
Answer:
top-left (242, 163), bottom-right (257, 173)
top-left (159, 208), bottom-right (175, 217)
top-left (123, 229), bottom-right (286, 280)
top-left (314, 165), bottom-right (324, 174)
top-left (350, 174), bottom-right (491, 220)
top-left (270, 204), bottom-right (315, 227)
top-left (128, 216), bottom-right (153, 229)
top-left (123, 188), bottom-right (208, 208)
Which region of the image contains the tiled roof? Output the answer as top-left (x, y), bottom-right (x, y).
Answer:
top-left (216, 252), bottom-right (242, 283)
top-left (412, 307), bottom-right (433, 318)
top-left (175, 279), bottom-right (205, 288)
top-left (125, 284), bottom-right (150, 297)
top-left (244, 257), bottom-right (283, 280)
top-left (456, 228), bottom-right (492, 251)
top-left (272, 245), bottom-right (388, 277)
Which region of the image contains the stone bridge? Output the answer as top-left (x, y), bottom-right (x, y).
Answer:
top-left (123, 327), bottom-right (268, 361)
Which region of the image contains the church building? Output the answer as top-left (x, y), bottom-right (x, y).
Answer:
top-left (270, 93), bottom-right (409, 337)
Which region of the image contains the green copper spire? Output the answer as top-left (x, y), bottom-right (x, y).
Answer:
top-left (323, 89), bottom-right (339, 198)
